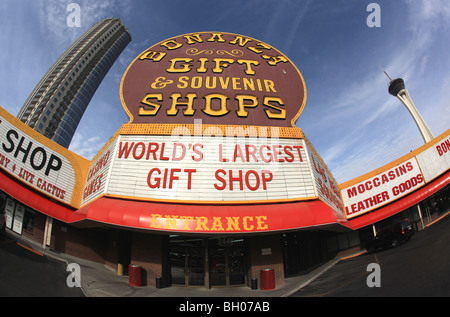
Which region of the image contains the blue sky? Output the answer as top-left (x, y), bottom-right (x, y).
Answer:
top-left (0, 0), bottom-right (449, 183)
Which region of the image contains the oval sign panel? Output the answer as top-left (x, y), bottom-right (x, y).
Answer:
top-left (120, 32), bottom-right (307, 128)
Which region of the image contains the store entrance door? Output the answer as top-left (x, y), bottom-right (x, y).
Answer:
top-left (169, 236), bottom-right (246, 287)
top-left (169, 238), bottom-right (205, 286)
top-left (209, 238), bottom-right (246, 287)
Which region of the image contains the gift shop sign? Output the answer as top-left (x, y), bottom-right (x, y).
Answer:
top-left (0, 112), bottom-right (75, 204)
top-left (101, 134), bottom-right (316, 203)
top-left (120, 32), bottom-right (307, 127)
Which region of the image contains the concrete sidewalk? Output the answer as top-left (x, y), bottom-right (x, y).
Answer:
top-left (71, 254), bottom-right (341, 297)
top-left (52, 211), bottom-right (450, 297)
top-left (8, 230), bottom-right (343, 297)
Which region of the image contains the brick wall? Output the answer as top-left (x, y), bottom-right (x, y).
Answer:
top-left (52, 220), bottom-right (108, 264)
top-left (130, 232), bottom-right (165, 287)
top-left (246, 234), bottom-right (285, 288)
top-left (22, 211), bottom-right (45, 245)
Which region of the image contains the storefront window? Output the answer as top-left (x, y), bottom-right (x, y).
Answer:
top-left (23, 208), bottom-right (35, 233)
top-left (0, 191), bottom-right (36, 234)
top-left (422, 183), bottom-right (450, 221)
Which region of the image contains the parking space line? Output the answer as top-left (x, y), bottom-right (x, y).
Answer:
top-left (16, 242), bottom-right (44, 256)
top-left (340, 250), bottom-right (368, 260)
top-left (425, 211), bottom-right (450, 228)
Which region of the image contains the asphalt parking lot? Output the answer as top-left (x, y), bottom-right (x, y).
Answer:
top-left (291, 214), bottom-right (450, 297)
top-left (0, 233), bottom-right (83, 297)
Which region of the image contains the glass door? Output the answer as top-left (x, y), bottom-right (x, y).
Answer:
top-left (208, 238), bottom-right (246, 287)
top-left (188, 247), bottom-right (205, 286)
top-left (228, 247), bottom-right (245, 285)
top-left (169, 246), bottom-right (187, 285)
top-left (210, 248), bottom-right (227, 286)
top-left (169, 237), bottom-right (205, 287)
top-left (169, 236), bottom-right (246, 287)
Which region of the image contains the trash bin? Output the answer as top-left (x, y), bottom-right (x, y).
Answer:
top-left (155, 276), bottom-right (163, 289)
top-left (260, 269), bottom-right (275, 290)
top-left (251, 278), bottom-right (258, 290)
top-left (129, 264), bottom-right (143, 287)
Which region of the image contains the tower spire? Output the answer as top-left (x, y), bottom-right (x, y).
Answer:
top-left (387, 75), bottom-right (434, 143)
top-left (378, 65), bottom-right (392, 82)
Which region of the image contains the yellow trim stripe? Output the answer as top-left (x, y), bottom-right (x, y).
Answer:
top-left (118, 123), bottom-right (304, 139)
top-left (16, 242), bottom-right (44, 256)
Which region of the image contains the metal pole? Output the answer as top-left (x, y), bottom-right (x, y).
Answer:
top-left (417, 204), bottom-right (425, 231)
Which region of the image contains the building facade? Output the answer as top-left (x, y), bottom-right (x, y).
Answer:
top-left (17, 18), bottom-right (131, 148)
top-left (1, 31), bottom-right (449, 290)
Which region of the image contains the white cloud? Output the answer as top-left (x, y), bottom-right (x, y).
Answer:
top-left (318, 0), bottom-right (450, 183)
top-left (282, 0), bottom-right (312, 56)
top-left (69, 132), bottom-right (104, 160)
top-left (405, 0), bottom-right (450, 29)
top-left (37, 0), bottom-right (132, 54)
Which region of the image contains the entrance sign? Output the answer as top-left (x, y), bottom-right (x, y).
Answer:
top-left (120, 32), bottom-right (307, 128)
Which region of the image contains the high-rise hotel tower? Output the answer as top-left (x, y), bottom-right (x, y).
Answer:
top-left (17, 18), bottom-right (131, 148)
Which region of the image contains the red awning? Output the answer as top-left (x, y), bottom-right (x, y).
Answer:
top-left (0, 167), bottom-right (351, 234)
top-left (349, 170), bottom-right (450, 229)
top-left (3, 167), bottom-right (448, 234)
top-left (74, 197), bottom-right (351, 234)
